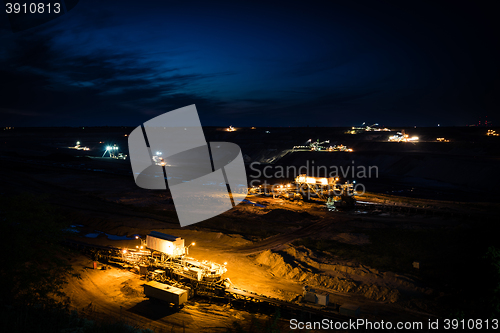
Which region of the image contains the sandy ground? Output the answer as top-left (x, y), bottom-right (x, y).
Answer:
top-left (62, 234), bottom-right (433, 333)
top-left (2, 155), bottom-right (485, 331)
top-left (64, 255), bottom-right (273, 332)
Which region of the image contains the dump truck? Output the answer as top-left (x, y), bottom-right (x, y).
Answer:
top-left (143, 281), bottom-right (188, 309)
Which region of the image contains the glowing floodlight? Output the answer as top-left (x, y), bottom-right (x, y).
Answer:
top-left (306, 177), bottom-right (316, 184)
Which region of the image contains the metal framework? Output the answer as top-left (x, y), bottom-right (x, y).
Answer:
top-left (249, 174), bottom-right (357, 209)
top-left (293, 139), bottom-right (353, 152)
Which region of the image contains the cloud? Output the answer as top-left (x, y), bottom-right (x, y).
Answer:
top-left (0, 26), bottom-right (230, 126)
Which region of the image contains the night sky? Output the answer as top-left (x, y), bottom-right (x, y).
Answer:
top-left (1, 1), bottom-right (498, 127)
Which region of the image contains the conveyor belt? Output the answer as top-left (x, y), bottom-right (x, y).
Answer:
top-left (63, 238), bottom-right (350, 321)
top-left (226, 287), bottom-right (346, 321)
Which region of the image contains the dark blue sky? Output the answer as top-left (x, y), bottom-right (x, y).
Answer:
top-left (1, 1), bottom-right (498, 127)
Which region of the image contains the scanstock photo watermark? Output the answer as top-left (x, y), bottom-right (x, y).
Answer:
top-left (247, 160), bottom-right (379, 199)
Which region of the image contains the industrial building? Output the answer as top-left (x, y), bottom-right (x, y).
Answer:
top-left (146, 231), bottom-right (185, 257)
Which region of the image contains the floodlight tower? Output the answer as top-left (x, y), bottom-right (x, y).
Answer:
top-left (102, 144), bottom-right (119, 157)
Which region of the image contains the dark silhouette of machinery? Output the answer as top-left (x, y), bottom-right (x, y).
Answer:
top-left (293, 139), bottom-right (353, 152)
top-left (249, 175), bottom-right (357, 210)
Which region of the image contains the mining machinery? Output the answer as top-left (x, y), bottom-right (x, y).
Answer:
top-left (152, 151), bottom-right (167, 166)
top-left (64, 231), bottom-right (351, 320)
top-left (293, 139), bottom-right (330, 151)
top-left (293, 139), bottom-right (353, 152)
top-left (69, 141), bottom-right (90, 151)
top-left (388, 130), bottom-right (419, 142)
top-left (103, 143), bottom-right (128, 159)
top-left (249, 174), bottom-right (357, 209)
top-left (79, 231), bottom-right (229, 297)
top-left (347, 122), bottom-right (391, 134)
top-left (487, 129), bottom-right (499, 136)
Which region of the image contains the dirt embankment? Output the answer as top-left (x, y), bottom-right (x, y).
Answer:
top-left (255, 246), bottom-right (430, 304)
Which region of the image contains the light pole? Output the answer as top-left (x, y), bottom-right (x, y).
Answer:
top-left (135, 235), bottom-right (146, 248)
top-left (186, 242), bottom-right (195, 256)
top-left (102, 144), bottom-right (119, 157)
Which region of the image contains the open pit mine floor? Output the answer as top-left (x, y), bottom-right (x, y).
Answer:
top-left (1, 127), bottom-right (498, 331)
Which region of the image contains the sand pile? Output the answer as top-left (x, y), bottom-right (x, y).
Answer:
top-left (284, 246), bottom-right (375, 277)
top-left (120, 280), bottom-right (142, 297)
top-left (230, 204), bottom-right (268, 217)
top-left (286, 246), bottom-right (424, 296)
top-left (255, 249), bottom-right (402, 302)
top-left (153, 228), bottom-right (253, 248)
top-left (256, 249), bottom-right (357, 294)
